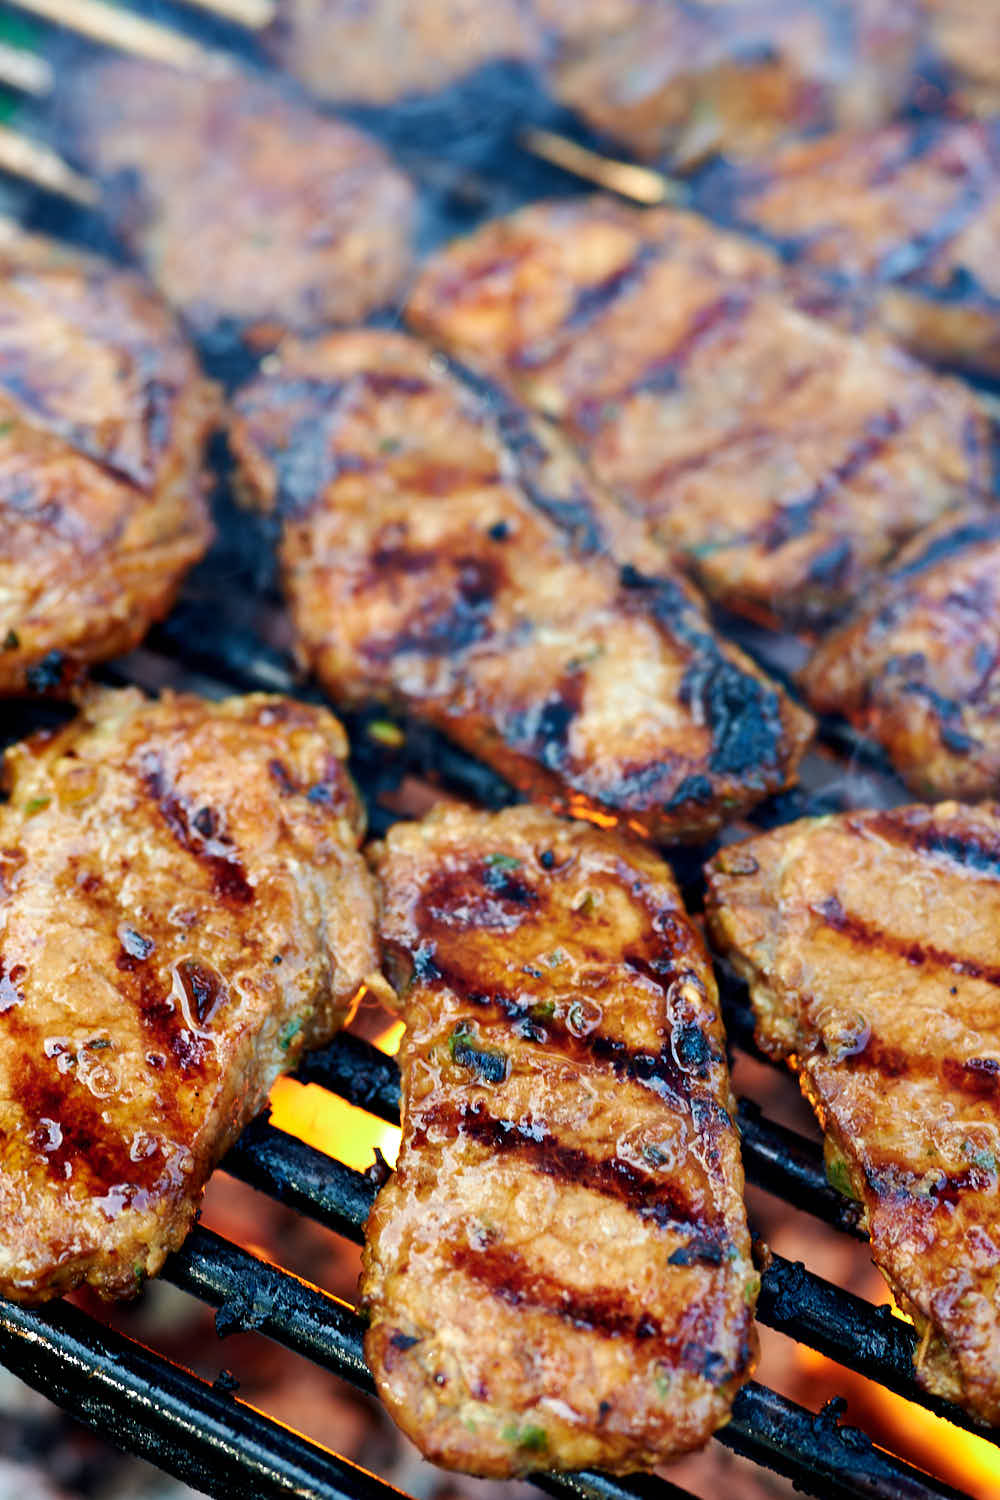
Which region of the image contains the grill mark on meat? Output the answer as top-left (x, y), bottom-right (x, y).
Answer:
top-left (834, 1033), bottom-right (1000, 1101)
top-left (415, 1099), bottom-right (716, 1235)
top-left (617, 566), bottom-right (788, 778)
top-left (622, 294), bottom-right (752, 401)
top-left (857, 811), bottom-right (1000, 881)
top-left (758, 409), bottom-right (903, 551)
top-left (12, 1049), bottom-right (167, 1199)
top-left (362, 552), bottom-right (501, 662)
top-left (815, 893), bottom-right (1000, 989)
top-left (140, 754), bottom-right (254, 906)
top-left (553, 244), bottom-right (660, 344)
top-left (451, 1241), bottom-right (669, 1343)
top-left (888, 515), bottom-right (1000, 582)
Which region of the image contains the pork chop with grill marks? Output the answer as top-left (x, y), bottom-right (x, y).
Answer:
top-left (0, 686), bottom-right (382, 1302)
top-left (408, 197), bottom-right (992, 630)
top-left (706, 803), bottom-right (1000, 1423)
top-left (230, 328), bottom-right (813, 843)
top-left (803, 508), bottom-right (1000, 800)
top-left (0, 221), bottom-right (217, 694)
top-left (363, 804), bottom-right (758, 1476)
top-left (544, 0), bottom-right (923, 169)
top-left (64, 60), bottom-right (415, 344)
top-left (700, 118), bottom-right (1000, 380)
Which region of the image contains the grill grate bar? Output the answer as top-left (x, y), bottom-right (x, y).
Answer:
top-left (159, 1221), bottom-right (969, 1500)
top-left (0, 1292), bottom-right (407, 1500)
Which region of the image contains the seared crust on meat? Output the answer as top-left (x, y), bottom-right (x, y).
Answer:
top-left (409, 197), bottom-right (992, 628)
top-left (546, 0), bottom-right (922, 167)
top-left (706, 803), bottom-right (1000, 1423)
top-left (0, 223), bottom-right (217, 692)
top-left (363, 805), bottom-right (757, 1475)
top-left (230, 328), bottom-right (812, 841)
top-left (803, 509), bottom-right (1000, 799)
top-left (263, 0), bottom-right (544, 104)
top-left (703, 119), bottom-right (1000, 378)
top-left (0, 686), bottom-right (380, 1302)
top-left (65, 61), bottom-right (415, 340)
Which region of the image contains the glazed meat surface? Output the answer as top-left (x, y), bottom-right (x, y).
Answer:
top-left (363, 804), bottom-right (758, 1475)
top-left (546, 0), bottom-right (922, 167)
top-left (804, 509), bottom-right (1000, 799)
top-left (263, 0), bottom-right (544, 104)
top-left (64, 61), bottom-right (415, 341)
top-left (701, 119), bottom-right (1000, 378)
top-left (924, 0), bottom-right (1000, 117)
top-left (0, 222), bottom-right (217, 693)
top-left (706, 803), bottom-right (1000, 1423)
top-left (230, 328), bottom-right (812, 841)
top-left (409, 197), bottom-right (992, 629)
top-left (0, 686), bottom-right (381, 1302)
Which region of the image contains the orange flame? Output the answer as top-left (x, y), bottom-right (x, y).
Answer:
top-left (795, 1341), bottom-right (1000, 1498)
top-left (269, 1022), bottom-right (403, 1173)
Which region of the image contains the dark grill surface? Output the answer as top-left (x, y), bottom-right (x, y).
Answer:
top-left (0, 6), bottom-right (998, 1497)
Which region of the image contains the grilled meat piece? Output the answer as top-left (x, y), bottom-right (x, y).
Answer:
top-left (924, 1), bottom-right (1000, 118)
top-left (230, 328), bottom-right (813, 841)
top-left (263, 0), bottom-right (544, 105)
top-left (408, 197), bottom-right (992, 629)
top-left (64, 61), bottom-right (415, 342)
top-left (705, 803), bottom-right (1000, 1424)
top-left (0, 222), bottom-right (217, 694)
top-left (363, 804), bottom-right (758, 1475)
top-left (0, 686), bottom-right (381, 1302)
top-left (545, 0), bottom-right (922, 168)
top-left (803, 509), bottom-right (1000, 799)
top-left (701, 118), bottom-right (1000, 379)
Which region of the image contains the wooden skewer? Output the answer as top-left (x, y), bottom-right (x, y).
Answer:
top-left (0, 40), bottom-right (53, 94)
top-left (180, 0), bottom-right (277, 27)
top-left (5, 0), bottom-right (234, 74)
top-left (518, 126), bottom-right (680, 207)
top-left (0, 122), bottom-right (97, 204)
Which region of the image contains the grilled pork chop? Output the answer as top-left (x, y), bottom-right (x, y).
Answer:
top-left (700, 118), bottom-right (1000, 379)
top-left (263, 0), bottom-right (544, 105)
top-left (803, 509), bottom-right (1000, 799)
top-left (0, 686), bottom-right (381, 1302)
top-left (230, 328), bottom-right (812, 841)
top-left (64, 61), bottom-right (415, 342)
top-left (546, 0), bottom-right (922, 168)
top-left (0, 222), bottom-right (217, 694)
top-left (409, 196), bottom-right (992, 629)
top-left (363, 804), bottom-right (758, 1475)
top-left (706, 803), bottom-right (1000, 1423)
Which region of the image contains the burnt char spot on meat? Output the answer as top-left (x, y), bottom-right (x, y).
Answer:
top-left (452, 1241), bottom-right (670, 1343)
top-left (141, 753), bottom-right (253, 906)
top-left (11, 1051), bottom-right (164, 1198)
top-left (364, 553), bottom-right (501, 661)
top-left (943, 1056), bottom-right (1000, 1097)
top-left (418, 1099), bottom-right (716, 1236)
top-left (494, 405), bottom-right (605, 555)
top-left (506, 677), bottom-right (583, 773)
top-left (618, 565), bottom-right (788, 778)
top-left (860, 810), bottom-right (1000, 882)
top-left (865, 1160), bottom-right (995, 1207)
top-left (757, 410), bottom-right (903, 552)
top-left (175, 958), bottom-right (226, 1027)
top-left (418, 857), bottom-right (539, 933)
top-left (816, 893), bottom-right (1000, 989)
top-left (889, 515), bottom-right (1000, 583)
